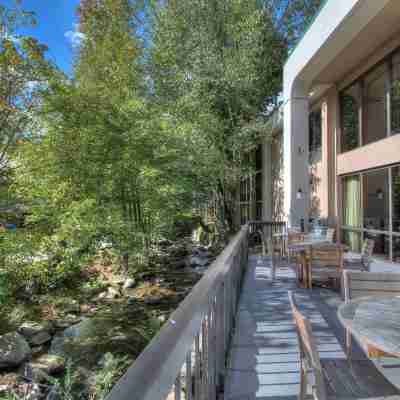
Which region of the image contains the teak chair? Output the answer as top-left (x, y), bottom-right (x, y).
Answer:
top-left (309, 244), bottom-right (343, 289)
top-left (288, 291), bottom-right (400, 400)
top-left (343, 270), bottom-right (400, 359)
top-left (343, 239), bottom-right (375, 272)
top-left (288, 291), bottom-right (328, 400)
top-left (326, 228), bottom-right (336, 243)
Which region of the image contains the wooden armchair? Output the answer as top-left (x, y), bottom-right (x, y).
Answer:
top-left (343, 270), bottom-right (400, 359)
top-left (288, 291), bottom-right (400, 399)
top-left (343, 239), bottom-right (374, 272)
top-left (326, 228), bottom-right (336, 243)
top-left (309, 244), bottom-right (343, 289)
top-left (288, 291), bottom-right (328, 400)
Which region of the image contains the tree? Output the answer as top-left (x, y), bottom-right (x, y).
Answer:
top-left (0, 2), bottom-right (54, 182)
top-left (266, 0), bottom-right (324, 48)
top-left (150, 0), bottom-right (286, 233)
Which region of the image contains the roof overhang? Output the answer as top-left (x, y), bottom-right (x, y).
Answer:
top-left (284, 0), bottom-right (400, 100)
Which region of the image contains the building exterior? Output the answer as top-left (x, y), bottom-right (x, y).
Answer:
top-left (237, 0), bottom-right (400, 263)
top-left (280, 0), bottom-right (400, 263)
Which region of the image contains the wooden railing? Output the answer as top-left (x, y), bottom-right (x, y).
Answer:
top-left (248, 220), bottom-right (287, 254)
top-left (105, 225), bottom-right (249, 400)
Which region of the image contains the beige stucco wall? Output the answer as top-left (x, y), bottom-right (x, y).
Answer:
top-left (338, 134), bottom-right (400, 176)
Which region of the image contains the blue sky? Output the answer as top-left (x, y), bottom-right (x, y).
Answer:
top-left (4, 0), bottom-right (82, 74)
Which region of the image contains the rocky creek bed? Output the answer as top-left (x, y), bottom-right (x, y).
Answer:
top-left (0, 238), bottom-right (220, 399)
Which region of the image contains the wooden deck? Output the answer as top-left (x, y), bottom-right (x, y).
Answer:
top-left (224, 255), bottom-right (400, 400)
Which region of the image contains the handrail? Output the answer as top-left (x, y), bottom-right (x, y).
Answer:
top-left (106, 225), bottom-right (249, 400)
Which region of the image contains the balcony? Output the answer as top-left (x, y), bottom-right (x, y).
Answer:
top-left (105, 223), bottom-right (400, 400)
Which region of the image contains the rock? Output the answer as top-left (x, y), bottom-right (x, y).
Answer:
top-left (189, 255), bottom-right (209, 268)
top-left (158, 315), bottom-right (167, 323)
top-left (122, 278), bottom-right (136, 290)
top-left (50, 317), bottom-right (139, 368)
top-left (144, 295), bottom-right (163, 305)
top-left (30, 355), bottom-right (65, 375)
top-left (0, 332), bottom-right (31, 369)
top-left (62, 300), bottom-right (80, 314)
top-left (18, 322), bottom-right (49, 339)
top-left (22, 363), bottom-right (52, 383)
top-left (159, 239), bottom-right (172, 247)
top-left (53, 316), bottom-right (80, 330)
top-left (107, 286), bottom-right (120, 299)
top-left (169, 258), bottom-right (187, 270)
top-left (29, 331), bottom-right (52, 346)
top-left (127, 297), bottom-right (136, 305)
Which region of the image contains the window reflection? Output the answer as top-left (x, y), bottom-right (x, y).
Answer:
top-left (342, 230), bottom-right (361, 252)
top-left (340, 84), bottom-right (360, 152)
top-left (363, 169), bottom-right (389, 231)
top-left (392, 53), bottom-right (400, 134)
top-left (364, 64), bottom-right (387, 145)
top-left (365, 231), bottom-right (390, 261)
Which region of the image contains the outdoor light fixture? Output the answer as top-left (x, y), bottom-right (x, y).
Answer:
top-left (297, 188), bottom-right (303, 200)
top-left (376, 189), bottom-right (384, 200)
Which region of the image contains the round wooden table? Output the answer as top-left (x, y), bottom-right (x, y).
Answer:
top-left (338, 295), bottom-right (400, 357)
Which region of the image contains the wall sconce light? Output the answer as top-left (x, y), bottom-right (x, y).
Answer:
top-left (298, 146), bottom-right (305, 156)
top-left (376, 189), bottom-right (384, 200)
top-left (297, 188), bottom-right (303, 200)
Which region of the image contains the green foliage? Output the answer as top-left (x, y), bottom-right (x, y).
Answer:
top-left (92, 353), bottom-right (131, 399)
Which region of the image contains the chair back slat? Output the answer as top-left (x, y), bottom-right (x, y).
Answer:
top-left (361, 239), bottom-right (375, 258)
top-left (311, 245), bottom-right (343, 269)
top-left (326, 228), bottom-right (336, 243)
top-left (288, 292), bottom-right (328, 400)
top-left (343, 271), bottom-right (400, 301)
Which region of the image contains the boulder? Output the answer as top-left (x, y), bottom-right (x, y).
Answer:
top-left (28, 355), bottom-right (66, 375)
top-left (0, 333), bottom-right (31, 369)
top-left (18, 322), bottom-right (50, 339)
top-left (122, 278), bottom-right (136, 290)
top-left (30, 331), bottom-right (52, 346)
top-left (50, 317), bottom-right (139, 368)
top-left (144, 295), bottom-right (163, 305)
top-left (169, 258), bottom-right (187, 270)
top-left (189, 256), bottom-right (209, 268)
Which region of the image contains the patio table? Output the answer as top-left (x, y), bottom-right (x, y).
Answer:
top-left (338, 295), bottom-right (400, 357)
top-left (287, 236), bottom-right (330, 288)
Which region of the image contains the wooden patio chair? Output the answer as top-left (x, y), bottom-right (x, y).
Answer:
top-left (288, 232), bottom-right (305, 281)
top-left (343, 270), bottom-right (400, 359)
top-left (326, 228), bottom-right (335, 243)
top-left (343, 239), bottom-right (375, 272)
top-left (309, 244), bottom-right (343, 290)
top-left (288, 291), bottom-right (400, 400)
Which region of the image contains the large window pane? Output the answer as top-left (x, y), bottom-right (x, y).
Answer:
top-left (393, 236), bottom-right (400, 263)
top-left (340, 84), bottom-right (360, 152)
top-left (365, 231), bottom-right (390, 260)
top-left (342, 175), bottom-right (361, 227)
top-left (364, 64), bottom-right (387, 145)
top-left (309, 109), bottom-right (322, 154)
top-left (342, 230), bottom-right (362, 252)
top-left (393, 166), bottom-right (400, 232)
top-left (392, 53), bottom-right (400, 134)
top-left (363, 169), bottom-right (389, 231)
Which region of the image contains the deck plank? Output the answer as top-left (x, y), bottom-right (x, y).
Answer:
top-left (224, 256), bottom-right (399, 400)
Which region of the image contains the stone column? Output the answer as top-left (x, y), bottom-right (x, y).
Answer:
top-left (283, 94), bottom-right (310, 227)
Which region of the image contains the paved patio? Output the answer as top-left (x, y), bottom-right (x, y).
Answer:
top-left (224, 256), bottom-right (400, 400)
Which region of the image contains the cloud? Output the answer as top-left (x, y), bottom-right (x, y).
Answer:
top-left (64, 24), bottom-right (86, 48)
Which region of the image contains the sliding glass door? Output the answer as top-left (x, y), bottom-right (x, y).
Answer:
top-left (342, 164), bottom-right (400, 263)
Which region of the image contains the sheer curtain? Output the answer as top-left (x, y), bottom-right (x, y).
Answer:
top-left (343, 176), bottom-right (361, 250)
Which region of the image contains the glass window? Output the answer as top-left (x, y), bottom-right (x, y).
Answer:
top-left (340, 83), bottom-right (360, 152)
top-left (393, 166), bottom-right (400, 233)
top-left (363, 169), bottom-right (389, 231)
top-left (309, 109), bottom-right (322, 154)
top-left (255, 145), bottom-right (262, 171)
top-left (342, 230), bottom-right (361, 253)
top-left (364, 64), bottom-right (387, 145)
top-left (392, 53), bottom-right (400, 134)
top-left (365, 231), bottom-right (390, 260)
top-left (342, 175), bottom-right (361, 228)
top-left (255, 173), bottom-right (262, 203)
top-left (393, 236), bottom-right (400, 263)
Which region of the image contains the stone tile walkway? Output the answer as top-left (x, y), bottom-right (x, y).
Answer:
top-left (224, 255), bottom-right (399, 400)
